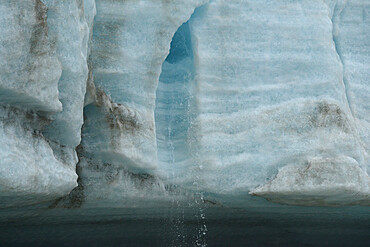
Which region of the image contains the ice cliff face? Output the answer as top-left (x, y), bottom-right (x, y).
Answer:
top-left (0, 1), bottom-right (62, 113)
top-left (0, 0), bottom-right (369, 208)
top-left (187, 0), bottom-right (369, 206)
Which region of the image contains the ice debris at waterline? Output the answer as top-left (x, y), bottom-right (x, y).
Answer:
top-left (0, 0), bottom-right (369, 209)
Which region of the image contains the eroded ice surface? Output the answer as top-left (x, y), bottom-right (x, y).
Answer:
top-left (42, 0), bottom-right (91, 148)
top-left (0, 0), bottom-right (369, 208)
top-left (331, 0), bottom-right (370, 173)
top-left (0, 0), bottom-right (62, 113)
top-left (0, 107), bottom-right (77, 207)
top-left (186, 0), bottom-right (369, 205)
top-left (250, 156), bottom-right (370, 206)
top-left (81, 0), bottom-right (207, 173)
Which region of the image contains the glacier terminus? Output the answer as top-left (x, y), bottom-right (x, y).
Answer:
top-left (0, 0), bottom-right (369, 246)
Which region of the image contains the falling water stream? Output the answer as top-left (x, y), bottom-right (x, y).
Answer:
top-left (155, 20), bottom-right (208, 246)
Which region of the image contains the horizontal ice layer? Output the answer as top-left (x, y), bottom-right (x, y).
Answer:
top-left (0, 0), bottom-right (85, 208)
top-left (0, 107), bottom-right (77, 208)
top-left (187, 0), bottom-right (369, 204)
top-left (0, 0), bottom-right (61, 113)
top-left (250, 156), bottom-right (370, 206)
top-left (42, 0), bottom-right (92, 147)
top-left (83, 0), bottom-right (207, 172)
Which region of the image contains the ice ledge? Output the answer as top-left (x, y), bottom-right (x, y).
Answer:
top-left (82, 88), bottom-right (157, 173)
top-left (0, 107), bottom-right (77, 208)
top-left (250, 156), bottom-right (370, 206)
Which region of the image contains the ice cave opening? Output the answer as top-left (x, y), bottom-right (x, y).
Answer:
top-left (155, 21), bottom-right (195, 178)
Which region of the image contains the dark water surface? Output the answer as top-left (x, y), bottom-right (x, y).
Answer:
top-left (0, 203), bottom-right (369, 247)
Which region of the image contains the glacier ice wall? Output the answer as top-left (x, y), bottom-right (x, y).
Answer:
top-left (80, 0), bottom-right (207, 173)
top-left (186, 0), bottom-right (369, 205)
top-left (0, 0), bottom-right (368, 208)
top-left (0, 106), bottom-right (77, 207)
top-left (41, 0), bottom-right (91, 148)
top-left (0, 0), bottom-right (94, 207)
top-left (0, 0), bottom-right (62, 113)
top-left (331, 0), bottom-right (370, 172)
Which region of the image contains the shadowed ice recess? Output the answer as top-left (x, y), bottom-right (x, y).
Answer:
top-left (155, 21), bottom-right (195, 181)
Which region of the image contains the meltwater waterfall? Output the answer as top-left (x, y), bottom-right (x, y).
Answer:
top-left (155, 21), bottom-right (195, 181)
top-left (155, 21), bottom-right (208, 247)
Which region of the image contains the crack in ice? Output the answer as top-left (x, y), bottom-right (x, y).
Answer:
top-left (331, 1), bottom-right (355, 118)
